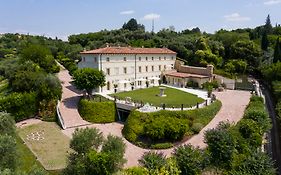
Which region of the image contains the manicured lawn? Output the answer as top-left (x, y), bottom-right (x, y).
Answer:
top-left (16, 135), bottom-right (62, 175)
top-left (18, 122), bottom-right (71, 171)
top-left (111, 86), bottom-right (204, 108)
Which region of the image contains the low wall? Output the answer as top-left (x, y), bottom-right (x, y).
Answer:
top-left (175, 60), bottom-right (213, 77)
top-left (56, 101), bottom-right (66, 129)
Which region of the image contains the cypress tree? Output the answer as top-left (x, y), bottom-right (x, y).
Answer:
top-left (261, 31), bottom-right (269, 51)
top-left (273, 37), bottom-right (281, 63)
top-left (265, 14), bottom-right (272, 34)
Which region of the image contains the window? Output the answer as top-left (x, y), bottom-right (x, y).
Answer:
top-left (124, 57), bottom-right (127, 61)
top-left (159, 65), bottom-right (161, 71)
top-left (164, 57), bottom-right (166, 60)
top-left (152, 66), bottom-right (154, 71)
top-left (115, 68), bottom-right (119, 75)
top-left (145, 66), bottom-right (148, 72)
top-left (94, 57), bottom-right (97, 62)
top-left (164, 65), bottom-right (166, 69)
top-left (106, 68), bottom-right (110, 75)
top-left (106, 57), bottom-right (110, 62)
top-left (171, 56), bottom-right (174, 60)
top-left (123, 67), bottom-right (127, 74)
top-left (139, 57), bottom-right (141, 61)
top-left (83, 57), bottom-right (85, 62)
top-left (107, 82), bottom-right (110, 90)
top-left (159, 57), bottom-right (161, 60)
top-left (152, 57), bottom-right (154, 60)
top-left (139, 66), bottom-right (141, 73)
top-left (146, 57), bottom-right (148, 61)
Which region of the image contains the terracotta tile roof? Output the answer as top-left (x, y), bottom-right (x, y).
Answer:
top-left (165, 72), bottom-right (209, 78)
top-left (80, 47), bottom-right (177, 54)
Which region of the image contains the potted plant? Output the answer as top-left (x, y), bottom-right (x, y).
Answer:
top-left (113, 84), bottom-right (118, 93)
top-left (130, 82), bottom-right (134, 90)
top-left (145, 80), bottom-right (149, 88)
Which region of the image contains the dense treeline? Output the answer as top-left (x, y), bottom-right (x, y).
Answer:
top-left (0, 33), bottom-right (81, 121)
top-left (68, 16), bottom-right (281, 77)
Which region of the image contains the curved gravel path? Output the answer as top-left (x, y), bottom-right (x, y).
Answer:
top-left (58, 69), bottom-right (251, 168)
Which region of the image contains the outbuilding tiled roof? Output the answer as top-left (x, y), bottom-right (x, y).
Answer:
top-left (80, 47), bottom-right (176, 54)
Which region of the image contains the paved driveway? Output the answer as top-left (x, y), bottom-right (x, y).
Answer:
top-left (59, 69), bottom-right (251, 168)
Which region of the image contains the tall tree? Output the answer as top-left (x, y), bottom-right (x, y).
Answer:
top-left (73, 68), bottom-right (105, 98)
top-left (261, 31), bottom-right (269, 51)
top-left (122, 18), bottom-right (139, 31)
top-left (273, 37), bottom-right (281, 63)
top-left (264, 14), bottom-right (273, 34)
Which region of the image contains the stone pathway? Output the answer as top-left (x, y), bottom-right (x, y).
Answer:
top-left (58, 68), bottom-right (251, 168)
top-left (57, 69), bottom-right (90, 128)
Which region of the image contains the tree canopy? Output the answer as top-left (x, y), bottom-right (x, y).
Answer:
top-left (73, 68), bottom-right (105, 97)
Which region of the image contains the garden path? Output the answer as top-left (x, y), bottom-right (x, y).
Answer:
top-left (59, 68), bottom-right (251, 168)
top-left (57, 69), bottom-right (90, 128)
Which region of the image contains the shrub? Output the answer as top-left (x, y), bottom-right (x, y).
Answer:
top-left (150, 143), bottom-right (173, 149)
top-left (0, 112), bottom-right (16, 136)
top-left (237, 119), bottom-right (262, 148)
top-left (70, 127), bottom-right (104, 154)
top-left (0, 92), bottom-right (37, 122)
top-left (124, 167), bottom-right (149, 175)
top-left (78, 98), bottom-right (116, 123)
top-left (38, 100), bottom-right (57, 122)
top-left (191, 123), bottom-right (204, 134)
top-left (244, 109), bottom-right (271, 133)
top-left (139, 152), bottom-right (167, 171)
top-left (101, 135), bottom-right (126, 173)
top-left (186, 80), bottom-right (199, 88)
top-left (0, 135), bottom-right (17, 171)
top-left (204, 128), bottom-right (236, 169)
top-left (123, 100), bottom-right (221, 148)
top-left (143, 115), bottom-right (188, 142)
top-left (202, 81), bottom-right (219, 89)
top-left (173, 144), bottom-right (204, 175)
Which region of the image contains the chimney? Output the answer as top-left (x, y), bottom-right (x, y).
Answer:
top-left (206, 64), bottom-right (214, 77)
top-left (106, 43), bottom-right (109, 47)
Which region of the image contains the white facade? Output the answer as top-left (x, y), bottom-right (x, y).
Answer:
top-left (78, 52), bottom-right (176, 93)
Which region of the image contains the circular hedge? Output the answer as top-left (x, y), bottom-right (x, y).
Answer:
top-left (123, 100), bottom-right (222, 149)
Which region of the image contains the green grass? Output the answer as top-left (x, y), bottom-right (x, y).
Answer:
top-left (18, 122), bottom-right (71, 171)
top-left (16, 134), bottom-right (61, 175)
top-left (111, 86), bottom-right (204, 108)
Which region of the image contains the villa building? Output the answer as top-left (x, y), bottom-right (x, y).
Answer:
top-left (78, 46), bottom-right (214, 93)
top-left (79, 46), bottom-right (177, 93)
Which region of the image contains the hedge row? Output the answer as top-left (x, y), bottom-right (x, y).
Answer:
top-left (78, 98), bottom-right (117, 123)
top-left (0, 92), bottom-right (37, 122)
top-left (57, 57), bottom-right (77, 75)
top-left (231, 95), bottom-right (271, 151)
top-left (123, 100), bottom-right (222, 149)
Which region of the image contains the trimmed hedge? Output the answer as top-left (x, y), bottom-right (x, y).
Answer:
top-left (0, 92), bottom-right (37, 122)
top-left (123, 100), bottom-right (222, 149)
top-left (78, 98), bottom-right (117, 123)
top-left (229, 95), bottom-right (271, 152)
